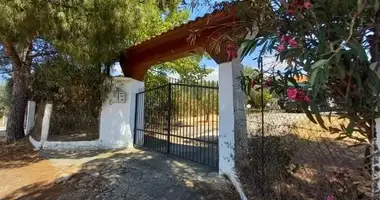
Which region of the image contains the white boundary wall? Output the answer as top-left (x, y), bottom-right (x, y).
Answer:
top-left (28, 77), bottom-right (144, 151)
top-left (29, 136), bottom-right (99, 151)
top-left (25, 101), bottom-right (36, 135)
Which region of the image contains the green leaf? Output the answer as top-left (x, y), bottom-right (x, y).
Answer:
top-left (310, 102), bottom-right (328, 130)
top-left (335, 51), bottom-right (342, 63)
top-left (288, 77), bottom-right (300, 88)
top-left (347, 42), bottom-right (368, 61)
top-left (370, 62), bottom-right (378, 71)
top-left (352, 72), bottom-right (363, 89)
top-left (312, 59), bottom-right (328, 70)
top-left (241, 39), bottom-right (258, 59)
top-left (358, 0), bottom-right (365, 12)
top-left (375, 0), bottom-right (379, 11)
top-left (346, 120), bottom-right (355, 135)
top-left (310, 68), bottom-right (320, 88)
top-left (300, 102), bottom-right (317, 124)
top-left (328, 111), bottom-right (332, 123)
top-left (336, 64), bottom-right (346, 79)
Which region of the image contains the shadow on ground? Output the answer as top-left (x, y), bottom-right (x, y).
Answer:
top-left (0, 137), bottom-right (42, 169)
top-left (4, 149), bottom-right (239, 200)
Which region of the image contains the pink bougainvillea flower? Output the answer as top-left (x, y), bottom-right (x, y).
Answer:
top-left (287, 88), bottom-right (297, 101)
top-left (277, 44), bottom-right (286, 52)
top-left (327, 195), bottom-right (335, 200)
top-left (280, 35), bottom-right (291, 44)
top-left (289, 39), bottom-right (298, 48)
top-left (304, 1), bottom-right (312, 9)
top-left (295, 89), bottom-right (306, 101)
top-left (304, 95), bottom-right (311, 103)
top-left (287, 88), bottom-right (310, 103)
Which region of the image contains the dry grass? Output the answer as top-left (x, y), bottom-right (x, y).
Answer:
top-left (242, 113), bottom-right (372, 199)
top-left (291, 116), bottom-right (366, 143)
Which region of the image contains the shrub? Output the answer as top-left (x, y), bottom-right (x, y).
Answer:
top-left (247, 89), bottom-right (274, 108)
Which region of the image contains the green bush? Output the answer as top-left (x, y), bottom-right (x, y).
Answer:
top-left (247, 89), bottom-right (274, 108)
top-left (238, 135), bottom-right (297, 199)
top-left (32, 58), bottom-right (112, 137)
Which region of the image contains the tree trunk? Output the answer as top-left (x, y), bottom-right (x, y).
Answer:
top-left (2, 40), bottom-right (31, 142)
top-left (6, 70), bottom-right (28, 142)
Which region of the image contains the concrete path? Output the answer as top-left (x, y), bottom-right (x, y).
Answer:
top-left (40, 148), bottom-right (238, 200)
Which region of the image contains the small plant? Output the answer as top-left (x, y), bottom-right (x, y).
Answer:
top-left (327, 170), bottom-right (367, 200)
top-left (238, 134), bottom-right (298, 199)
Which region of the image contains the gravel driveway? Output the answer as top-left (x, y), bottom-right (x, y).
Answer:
top-left (37, 148), bottom-right (238, 200)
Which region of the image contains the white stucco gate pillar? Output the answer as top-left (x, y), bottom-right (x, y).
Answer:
top-left (25, 101), bottom-right (36, 135)
top-left (99, 77), bottom-right (144, 149)
top-left (218, 58), bottom-right (248, 199)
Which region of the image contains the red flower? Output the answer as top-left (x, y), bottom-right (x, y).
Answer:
top-left (267, 77), bottom-right (273, 84)
top-left (227, 49), bottom-right (238, 60)
top-left (288, 8), bottom-right (295, 15)
top-left (304, 1), bottom-right (312, 9)
top-left (287, 88), bottom-right (298, 101)
top-left (277, 44), bottom-right (286, 52)
top-left (280, 35), bottom-right (291, 44)
top-left (295, 90), bottom-right (306, 101)
top-left (251, 80), bottom-right (256, 88)
top-left (287, 3), bottom-right (296, 15)
top-left (287, 88), bottom-right (310, 103)
top-left (294, 0), bottom-right (304, 6)
top-left (289, 39), bottom-right (298, 48)
top-left (304, 95), bottom-right (311, 103)
top-left (227, 42), bottom-right (238, 60)
top-left (264, 78), bottom-right (273, 88)
top-left (327, 195), bottom-right (335, 200)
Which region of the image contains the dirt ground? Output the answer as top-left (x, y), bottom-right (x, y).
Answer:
top-left (0, 136), bottom-right (238, 200)
top-left (0, 137), bottom-right (70, 199)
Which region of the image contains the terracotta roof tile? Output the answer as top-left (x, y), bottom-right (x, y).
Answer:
top-left (128, 1), bottom-right (241, 49)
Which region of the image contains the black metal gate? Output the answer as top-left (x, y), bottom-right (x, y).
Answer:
top-left (134, 80), bottom-right (219, 168)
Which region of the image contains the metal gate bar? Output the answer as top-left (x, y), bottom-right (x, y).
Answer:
top-left (134, 79), bottom-right (219, 168)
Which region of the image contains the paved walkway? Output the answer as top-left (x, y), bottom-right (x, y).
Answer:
top-left (40, 148), bottom-right (238, 200)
